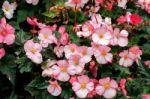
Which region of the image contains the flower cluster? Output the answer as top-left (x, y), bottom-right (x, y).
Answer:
top-left (0, 17), bottom-right (15, 59)
top-left (1, 0), bottom-right (150, 99)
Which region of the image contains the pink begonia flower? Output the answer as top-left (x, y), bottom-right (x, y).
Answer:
top-left (72, 75), bottom-right (94, 98)
top-left (130, 13), bottom-right (143, 25)
top-left (110, 28), bottom-right (129, 47)
top-left (116, 12), bottom-right (131, 24)
top-left (77, 22), bottom-right (94, 37)
top-left (69, 76), bottom-right (77, 83)
top-left (0, 17), bottom-right (15, 45)
top-left (142, 94), bottom-right (150, 99)
top-left (117, 0), bottom-right (127, 9)
top-left (68, 55), bottom-right (85, 75)
top-left (87, 79), bottom-right (99, 98)
top-left (0, 48), bottom-right (5, 59)
top-left (94, 46), bottom-right (113, 64)
top-left (119, 50), bottom-right (134, 67)
top-left (42, 68), bottom-right (53, 77)
top-left (91, 42), bottom-right (101, 51)
top-left (104, 17), bottom-right (112, 25)
top-left (27, 17), bottom-right (38, 34)
top-left (53, 46), bottom-right (64, 58)
top-left (120, 79), bottom-right (127, 97)
top-left (42, 59), bottom-right (57, 69)
top-left (64, 44), bottom-right (78, 59)
top-left (58, 26), bottom-right (69, 45)
top-left (51, 60), bottom-right (71, 82)
top-left (26, 0), bottom-right (39, 5)
top-left (129, 46), bottom-right (142, 65)
top-left (38, 27), bottom-right (57, 48)
top-left (116, 15), bottom-right (127, 24)
top-left (77, 46), bottom-right (93, 63)
top-left (95, 0), bottom-right (103, 5)
top-left (2, 1), bottom-right (17, 19)
top-left (137, 0), bottom-right (150, 14)
top-left (145, 60), bottom-right (150, 68)
top-left (90, 14), bottom-right (102, 29)
top-left (24, 40), bottom-right (43, 64)
top-left (27, 17), bottom-right (38, 26)
top-left (107, 2), bottom-right (113, 11)
top-left (96, 77), bottom-right (118, 99)
top-left (47, 80), bottom-right (62, 96)
top-left (65, 0), bottom-right (89, 9)
top-left (92, 26), bottom-right (111, 45)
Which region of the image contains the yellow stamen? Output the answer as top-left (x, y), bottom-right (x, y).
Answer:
top-left (31, 48), bottom-right (36, 54)
top-left (70, 48), bottom-right (75, 53)
top-left (80, 83), bottom-right (86, 89)
top-left (104, 83), bottom-right (110, 89)
top-left (60, 66), bottom-right (67, 72)
top-left (99, 34), bottom-right (104, 39)
top-left (44, 34), bottom-right (49, 39)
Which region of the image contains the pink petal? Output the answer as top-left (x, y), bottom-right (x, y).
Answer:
top-left (95, 85), bottom-right (105, 96)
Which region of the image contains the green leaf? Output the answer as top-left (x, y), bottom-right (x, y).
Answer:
top-left (141, 43), bottom-right (150, 55)
top-left (17, 9), bottom-right (33, 23)
top-left (15, 29), bottom-right (32, 45)
top-left (114, 64), bottom-right (131, 75)
top-left (16, 57), bottom-right (33, 73)
top-left (42, 10), bottom-right (60, 18)
top-left (9, 21), bottom-right (20, 30)
top-left (25, 76), bottom-right (49, 98)
top-left (0, 54), bottom-right (16, 85)
top-left (69, 32), bottom-right (80, 44)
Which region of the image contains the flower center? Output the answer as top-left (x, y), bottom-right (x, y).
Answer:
top-left (104, 83), bottom-right (110, 89)
top-left (5, 7), bottom-right (10, 12)
top-left (101, 50), bottom-right (107, 56)
top-left (70, 48), bottom-right (75, 53)
top-left (124, 55), bottom-right (129, 59)
top-left (99, 34), bottom-right (104, 39)
top-left (82, 50), bottom-right (87, 56)
top-left (1, 31), bottom-right (7, 36)
top-left (80, 83), bottom-right (86, 89)
top-left (44, 34), bottom-right (49, 39)
top-left (60, 66), bottom-right (67, 72)
top-left (75, 60), bottom-right (79, 65)
top-left (31, 48), bottom-right (36, 54)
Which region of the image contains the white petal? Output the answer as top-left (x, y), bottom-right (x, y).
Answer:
top-left (96, 56), bottom-right (107, 64)
top-left (103, 88), bottom-right (116, 99)
top-left (118, 37), bottom-right (128, 47)
top-left (72, 82), bottom-right (80, 91)
top-left (52, 65), bottom-right (60, 75)
top-left (120, 30), bottom-right (128, 37)
top-left (105, 53), bottom-right (113, 63)
top-left (95, 85), bottom-right (105, 96)
top-left (81, 56), bottom-right (91, 63)
top-left (92, 34), bottom-right (99, 43)
top-left (86, 82), bottom-right (94, 91)
top-left (68, 66), bottom-right (76, 75)
top-left (123, 58), bottom-right (133, 67)
top-left (98, 38), bottom-right (110, 45)
top-left (76, 89), bottom-right (88, 98)
top-left (26, 0), bottom-right (32, 4)
top-left (47, 85), bottom-right (62, 96)
top-left (32, 0), bottom-right (39, 5)
top-left (57, 72), bottom-right (70, 82)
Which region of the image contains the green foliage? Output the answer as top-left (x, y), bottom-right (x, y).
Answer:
top-left (15, 29), bottom-right (32, 45)
top-left (16, 57), bottom-right (33, 73)
top-left (0, 54), bottom-right (16, 85)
